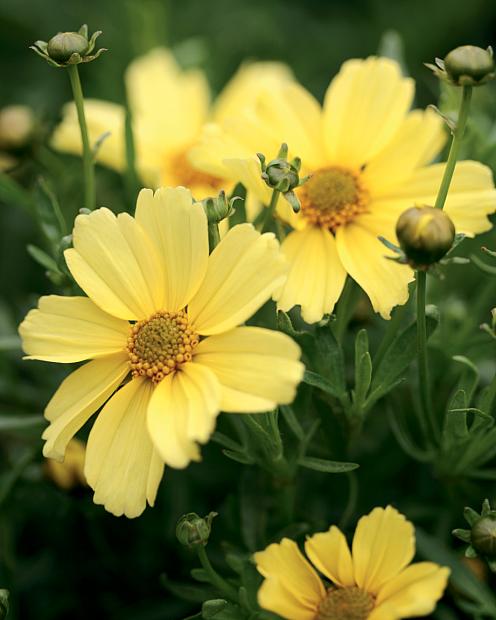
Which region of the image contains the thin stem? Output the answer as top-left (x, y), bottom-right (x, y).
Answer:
top-left (67, 64), bottom-right (96, 211)
top-left (207, 222), bottom-right (221, 253)
top-left (434, 85), bottom-right (473, 211)
top-left (416, 271), bottom-right (435, 439)
top-left (334, 277), bottom-right (359, 343)
top-left (483, 372), bottom-right (496, 416)
top-left (197, 546), bottom-right (238, 601)
top-left (260, 189), bottom-right (280, 233)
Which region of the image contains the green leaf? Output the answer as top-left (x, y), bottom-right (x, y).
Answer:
top-left (367, 308), bottom-right (439, 406)
top-left (313, 322), bottom-right (346, 397)
top-left (202, 599), bottom-right (228, 618)
top-left (451, 356), bottom-right (479, 408)
top-left (27, 244), bottom-right (63, 275)
top-left (298, 456), bottom-right (359, 474)
top-left (279, 405), bottom-right (304, 441)
top-left (191, 568), bottom-right (210, 583)
top-left (0, 171), bottom-right (33, 212)
top-left (0, 415), bottom-right (45, 432)
top-left (222, 450), bottom-right (254, 465)
top-left (464, 506), bottom-right (481, 527)
top-left (353, 329), bottom-right (372, 407)
top-left (160, 574), bottom-right (216, 604)
top-left (302, 370), bottom-right (343, 399)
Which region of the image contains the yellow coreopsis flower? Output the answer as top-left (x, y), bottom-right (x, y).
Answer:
top-left (19, 186), bottom-right (304, 518)
top-left (254, 506), bottom-right (450, 620)
top-left (191, 57), bottom-right (496, 321)
top-left (51, 47), bottom-right (292, 203)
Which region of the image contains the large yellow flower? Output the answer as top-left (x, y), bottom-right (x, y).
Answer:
top-left (191, 57), bottom-right (496, 321)
top-left (51, 47), bottom-right (292, 202)
top-left (254, 506), bottom-right (450, 620)
top-left (19, 187), bottom-right (304, 518)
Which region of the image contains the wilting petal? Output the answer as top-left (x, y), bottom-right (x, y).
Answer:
top-left (194, 327), bottom-right (303, 412)
top-left (19, 295), bottom-right (129, 362)
top-left (85, 378), bottom-right (164, 518)
top-left (135, 187), bottom-right (208, 311)
top-left (65, 208), bottom-right (165, 320)
top-left (147, 363), bottom-right (220, 468)
top-left (188, 224), bottom-right (287, 335)
top-left (42, 352), bottom-right (129, 460)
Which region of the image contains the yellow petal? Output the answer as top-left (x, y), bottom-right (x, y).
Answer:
top-left (213, 61), bottom-right (293, 122)
top-left (304, 526), bottom-right (355, 587)
top-left (335, 218), bottom-right (413, 319)
top-left (194, 327), bottom-right (303, 412)
top-left (42, 352), bottom-right (129, 460)
top-left (222, 156), bottom-right (273, 205)
top-left (65, 207), bottom-right (165, 320)
top-left (323, 57), bottom-right (414, 168)
top-left (45, 438), bottom-right (87, 490)
top-left (126, 47), bottom-right (209, 157)
top-left (254, 538), bottom-right (325, 619)
top-left (135, 187), bottom-right (208, 311)
top-left (363, 108), bottom-right (446, 196)
top-left (147, 363), bottom-right (220, 468)
top-left (375, 160), bottom-right (496, 237)
top-left (51, 99), bottom-right (126, 172)
top-left (188, 224), bottom-right (287, 335)
top-left (85, 378), bottom-right (165, 518)
top-left (19, 295), bottom-right (129, 362)
top-left (371, 562), bottom-right (450, 620)
top-left (275, 227), bottom-right (347, 324)
top-left (352, 506), bottom-right (415, 594)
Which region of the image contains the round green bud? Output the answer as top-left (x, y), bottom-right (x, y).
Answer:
top-left (47, 32), bottom-right (89, 62)
top-left (396, 206), bottom-right (455, 267)
top-left (471, 513), bottom-right (496, 557)
top-left (264, 159), bottom-right (300, 192)
top-left (201, 191), bottom-right (231, 224)
top-left (444, 45), bottom-right (494, 85)
top-left (176, 512), bottom-right (216, 549)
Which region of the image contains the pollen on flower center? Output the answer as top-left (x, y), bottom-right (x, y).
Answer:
top-left (316, 586), bottom-right (375, 620)
top-left (127, 310), bottom-right (199, 383)
top-left (299, 166), bottom-right (369, 231)
top-left (169, 149), bottom-right (223, 192)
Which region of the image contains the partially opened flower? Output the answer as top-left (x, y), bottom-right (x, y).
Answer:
top-left (51, 47), bottom-right (292, 204)
top-left (254, 506), bottom-right (450, 620)
top-left (191, 56), bottom-right (496, 321)
top-left (19, 186), bottom-right (303, 518)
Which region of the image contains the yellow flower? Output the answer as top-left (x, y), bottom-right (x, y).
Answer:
top-left (44, 437), bottom-right (87, 490)
top-left (19, 186), bottom-right (304, 518)
top-left (191, 57), bottom-right (496, 321)
top-left (51, 47), bottom-right (292, 202)
top-left (254, 506), bottom-right (450, 620)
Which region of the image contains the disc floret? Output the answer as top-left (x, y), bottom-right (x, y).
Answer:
top-left (316, 586), bottom-right (375, 620)
top-left (127, 310), bottom-right (199, 383)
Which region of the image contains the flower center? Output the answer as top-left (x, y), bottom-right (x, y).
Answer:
top-left (127, 310), bottom-right (199, 383)
top-left (299, 166), bottom-right (369, 231)
top-left (169, 149), bottom-right (223, 195)
top-left (315, 586), bottom-right (375, 620)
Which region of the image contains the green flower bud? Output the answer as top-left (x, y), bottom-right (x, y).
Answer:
top-left (262, 159), bottom-right (300, 193)
top-left (176, 512), bottom-right (217, 549)
top-left (47, 32), bottom-right (89, 62)
top-left (444, 45), bottom-right (495, 86)
top-left (201, 191), bottom-right (237, 224)
top-left (396, 206), bottom-right (455, 268)
top-left (471, 513), bottom-right (496, 557)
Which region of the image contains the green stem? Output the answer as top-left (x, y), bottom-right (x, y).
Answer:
top-left (483, 372), bottom-right (496, 416)
top-left (334, 277), bottom-right (359, 342)
top-left (416, 270), bottom-right (436, 440)
top-left (197, 546), bottom-right (238, 601)
top-left (260, 189), bottom-right (280, 233)
top-left (67, 64), bottom-right (96, 211)
top-left (434, 85), bottom-right (473, 211)
top-left (207, 222), bottom-right (221, 253)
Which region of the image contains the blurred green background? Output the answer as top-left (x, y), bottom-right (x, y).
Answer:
top-left (1, 1), bottom-right (496, 619)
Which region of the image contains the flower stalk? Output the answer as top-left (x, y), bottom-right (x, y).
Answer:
top-left (67, 64), bottom-right (96, 211)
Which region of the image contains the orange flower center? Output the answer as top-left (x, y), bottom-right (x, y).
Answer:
top-left (127, 310), bottom-right (199, 384)
top-left (299, 166), bottom-right (369, 231)
top-left (169, 149), bottom-right (223, 194)
top-left (316, 586), bottom-right (375, 620)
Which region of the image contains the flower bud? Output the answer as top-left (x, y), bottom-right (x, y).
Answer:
top-left (201, 191), bottom-right (236, 224)
top-left (47, 32), bottom-right (89, 62)
top-left (0, 105), bottom-right (34, 149)
top-left (471, 513), bottom-right (496, 557)
top-left (396, 206), bottom-right (455, 268)
top-left (444, 45), bottom-right (495, 86)
top-left (176, 512), bottom-right (217, 549)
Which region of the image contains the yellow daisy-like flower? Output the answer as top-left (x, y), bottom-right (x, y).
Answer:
top-left (254, 506), bottom-right (450, 620)
top-left (51, 47), bottom-right (292, 203)
top-left (19, 186), bottom-right (304, 518)
top-left (191, 56), bottom-right (496, 321)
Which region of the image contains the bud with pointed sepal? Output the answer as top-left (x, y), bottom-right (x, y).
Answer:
top-left (176, 512), bottom-right (217, 550)
top-left (426, 45), bottom-right (495, 87)
top-left (453, 499), bottom-right (496, 572)
top-left (31, 24), bottom-right (106, 68)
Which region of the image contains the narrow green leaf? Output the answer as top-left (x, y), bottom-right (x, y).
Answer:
top-left (313, 322), bottom-right (346, 396)
top-left (302, 369), bottom-right (342, 399)
top-left (222, 450), bottom-right (254, 465)
top-left (298, 456), bottom-right (359, 474)
top-left (279, 405), bottom-right (304, 440)
top-left (27, 244), bottom-right (62, 274)
top-left (0, 414), bottom-right (45, 431)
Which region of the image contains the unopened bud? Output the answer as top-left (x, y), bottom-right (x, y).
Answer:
top-left (471, 513), bottom-right (496, 557)
top-left (396, 206), bottom-right (455, 268)
top-left (445, 46), bottom-right (495, 86)
top-left (176, 512), bottom-right (217, 549)
top-left (201, 191), bottom-right (236, 224)
top-left (47, 32), bottom-right (89, 62)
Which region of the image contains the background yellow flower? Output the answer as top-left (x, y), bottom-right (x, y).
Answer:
top-left (254, 506), bottom-right (450, 620)
top-left (19, 186), bottom-right (304, 518)
top-left (191, 57), bottom-right (496, 321)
